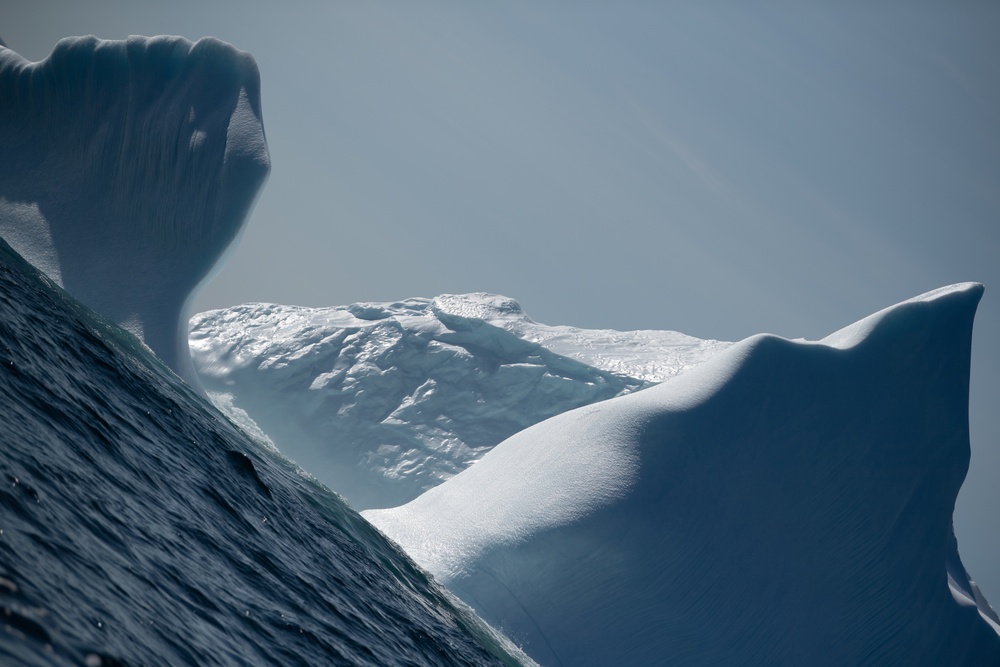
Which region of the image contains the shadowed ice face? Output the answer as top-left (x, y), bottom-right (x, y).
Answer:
top-left (0, 35), bottom-right (270, 381)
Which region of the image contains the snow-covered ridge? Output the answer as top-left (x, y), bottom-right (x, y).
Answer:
top-left (365, 284), bottom-right (999, 666)
top-left (0, 36), bottom-right (269, 385)
top-left (432, 293), bottom-right (729, 383)
top-left (190, 292), bottom-right (729, 509)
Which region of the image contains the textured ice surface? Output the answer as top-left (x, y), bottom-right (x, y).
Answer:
top-left (365, 284), bottom-right (1000, 666)
top-left (0, 36), bottom-right (269, 385)
top-left (0, 236), bottom-right (532, 666)
top-left (190, 293), bottom-right (729, 509)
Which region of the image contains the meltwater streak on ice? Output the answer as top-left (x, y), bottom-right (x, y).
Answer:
top-left (0, 36), bottom-right (269, 388)
top-left (190, 293), bottom-right (729, 510)
top-left (366, 283), bottom-right (1000, 666)
top-left (0, 238), bottom-right (533, 666)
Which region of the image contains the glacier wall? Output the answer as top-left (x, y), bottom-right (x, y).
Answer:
top-left (365, 284), bottom-right (1000, 666)
top-left (0, 36), bottom-right (269, 385)
top-left (190, 293), bottom-right (729, 509)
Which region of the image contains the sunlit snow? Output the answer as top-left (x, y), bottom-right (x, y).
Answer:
top-left (190, 293), bottom-right (729, 509)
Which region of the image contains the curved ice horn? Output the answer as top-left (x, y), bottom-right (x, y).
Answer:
top-left (0, 35), bottom-right (270, 388)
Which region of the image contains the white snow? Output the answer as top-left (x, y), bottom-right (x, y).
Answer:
top-left (364, 283), bottom-right (999, 666)
top-left (0, 36), bottom-right (269, 386)
top-left (433, 293), bottom-right (730, 383)
top-left (189, 293), bottom-right (729, 509)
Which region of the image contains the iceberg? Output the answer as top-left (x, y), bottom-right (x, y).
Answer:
top-left (364, 284), bottom-right (1000, 666)
top-left (0, 36), bottom-right (538, 666)
top-left (0, 36), bottom-right (269, 386)
top-left (5, 31), bottom-right (995, 666)
top-left (190, 293), bottom-right (729, 509)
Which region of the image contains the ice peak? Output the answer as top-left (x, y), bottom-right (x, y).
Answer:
top-left (820, 282), bottom-right (983, 350)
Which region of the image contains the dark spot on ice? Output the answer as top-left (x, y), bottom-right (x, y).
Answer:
top-left (1, 357), bottom-right (19, 377)
top-left (226, 450), bottom-right (272, 498)
top-left (11, 477), bottom-right (39, 502)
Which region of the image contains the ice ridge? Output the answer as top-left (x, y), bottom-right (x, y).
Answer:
top-left (364, 283), bottom-right (1000, 666)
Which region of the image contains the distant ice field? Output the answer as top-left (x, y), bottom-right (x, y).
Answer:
top-left (190, 292), bottom-right (730, 509)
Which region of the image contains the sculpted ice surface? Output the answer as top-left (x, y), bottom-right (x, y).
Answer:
top-left (365, 284), bottom-right (1000, 666)
top-left (0, 36), bottom-right (270, 386)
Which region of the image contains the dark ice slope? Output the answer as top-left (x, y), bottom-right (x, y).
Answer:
top-left (0, 237), bottom-right (525, 665)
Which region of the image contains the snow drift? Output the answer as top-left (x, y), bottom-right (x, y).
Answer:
top-left (190, 293), bottom-right (729, 509)
top-left (365, 284), bottom-right (1000, 666)
top-left (0, 36), bottom-right (269, 385)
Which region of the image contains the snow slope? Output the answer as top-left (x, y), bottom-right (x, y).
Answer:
top-left (190, 293), bottom-right (729, 509)
top-left (0, 36), bottom-right (269, 385)
top-left (365, 284), bottom-right (1000, 666)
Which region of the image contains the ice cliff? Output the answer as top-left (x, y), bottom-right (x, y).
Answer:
top-left (365, 284), bottom-right (1000, 666)
top-left (0, 36), bottom-right (269, 386)
top-left (190, 293), bottom-right (729, 509)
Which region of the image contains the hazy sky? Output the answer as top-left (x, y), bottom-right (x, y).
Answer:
top-left (5, 2), bottom-right (999, 601)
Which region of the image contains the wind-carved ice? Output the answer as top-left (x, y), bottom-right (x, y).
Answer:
top-left (365, 284), bottom-right (1000, 666)
top-left (0, 36), bottom-right (270, 387)
top-left (190, 292), bottom-right (730, 509)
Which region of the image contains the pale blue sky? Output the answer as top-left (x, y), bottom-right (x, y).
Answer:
top-left (4, 1), bottom-right (999, 600)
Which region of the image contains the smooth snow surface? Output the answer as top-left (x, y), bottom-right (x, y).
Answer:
top-left (190, 293), bottom-right (729, 509)
top-left (0, 36), bottom-right (270, 386)
top-left (365, 283), bottom-right (999, 666)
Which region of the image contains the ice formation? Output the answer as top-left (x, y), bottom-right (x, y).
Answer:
top-left (0, 233), bottom-right (530, 667)
top-left (190, 293), bottom-right (729, 508)
top-left (0, 36), bottom-right (269, 385)
top-left (365, 284), bottom-right (1000, 666)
